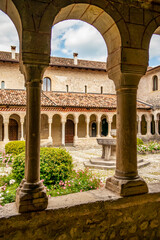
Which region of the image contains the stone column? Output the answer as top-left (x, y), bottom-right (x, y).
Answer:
top-left (16, 64), bottom-right (48, 213)
top-left (48, 117), bottom-right (53, 142)
top-left (97, 116), bottom-right (101, 138)
top-left (147, 120), bottom-right (151, 136)
top-left (108, 120), bottom-right (112, 137)
top-left (3, 117), bottom-right (9, 143)
top-left (74, 118), bottom-right (78, 139)
top-left (137, 120), bottom-right (141, 136)
top-left (155, 120), bottom-right (159, 135)
top-left (20, 117), bottom-right (24, 141)
top-left (85, 116), bottom-right (90, 138)
top-left (106, 77), bottom-right (148, 196)
top-left (61, 118), bottom-right (66, 146)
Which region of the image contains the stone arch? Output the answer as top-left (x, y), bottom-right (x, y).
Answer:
top-left (78, 114), bottom-right (86, 138)
top-left (111, 114), bottom-right (116, 130)
top-left (9, 114), bottom-right (20, 140)
top-left (141, 114), bottom-right (147, 135)
top-left (66, 114), bottom-right (75, 144)
top-left (0, 114), bottom-right (4, 141)
top-left (101, 114), bottom-right (108, 137)
top-left (142, 16), bottom-right (160, 51)
top-left (0, 1), bottom-right (22, 49)
top-left (52, 114), bottom-right (62, 146)
top-left (89, 114), bottom-right (97, 137)
top-left (42, 2), bottom-right (131, 78)
top-left (41, 114), bottom-right (49, 139)
top-left (151, 114), bottom-right (155, 135)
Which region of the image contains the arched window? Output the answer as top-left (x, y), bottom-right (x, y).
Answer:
top-left (153, 75), bottom-right (158, 91)
top-left (43, 77), bottom-right (51, 91)
top-left (1, 81), bottom-right (5, 89)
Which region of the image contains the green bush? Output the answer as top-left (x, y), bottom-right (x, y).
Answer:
top-left (137, 138), bottom-right (143, 146)
top-left (5, 141), bottom-right (25, 155)
top-left (12, 147), bottom-right (73, 186)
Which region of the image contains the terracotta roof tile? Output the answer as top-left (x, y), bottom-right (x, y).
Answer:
top-left (0, 90), bottom-right (54, 106)
top-left (0, 90), bottom-right (153, 109)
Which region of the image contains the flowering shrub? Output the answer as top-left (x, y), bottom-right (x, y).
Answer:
top-left (0, 152), bottom-right (13, 166)
top-left (5, 141), bottom-right (25, 155)
top-left (12, 147), bottom-right (73, 185)
top-left (137, 141), bottom-right (160, 154)
top-left (48, 168), bottom-right (104, 197)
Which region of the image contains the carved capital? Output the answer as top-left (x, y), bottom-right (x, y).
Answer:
top-left (22, 63), bottom-right (47, 85)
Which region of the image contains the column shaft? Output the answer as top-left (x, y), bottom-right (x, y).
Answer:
top-left (97, 120), bottom-right (101, 137)
top-left (62, 121), bottom-right (65, 145)
top-left (21, 121), bottom-right (24, 140)
top-left (48, 119), bottom-right (52, 141)
top-left (115, 87), bottom-right (138, 179)
top-left (26, 81), bottom-right (41, 183)
top-left (4, 121), bottom-right (9, 142)
top-left (108, 121), bottom-right (112, 137)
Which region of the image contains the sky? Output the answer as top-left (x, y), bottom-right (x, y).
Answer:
top-left (0, 10), bottom-right (159, 67)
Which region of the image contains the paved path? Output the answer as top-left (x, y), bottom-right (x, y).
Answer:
top-left (66, 147), bottom-right (160, 183)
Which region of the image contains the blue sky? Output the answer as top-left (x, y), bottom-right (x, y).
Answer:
top-left (0, 10), bottom-right (159, 66)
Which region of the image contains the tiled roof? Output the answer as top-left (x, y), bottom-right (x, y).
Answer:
top-left (0, 90), bottom-right (152, 109)
top-left (0, 51), bottom-right (106, 70)
top-left (0, 90), bottom-right (54, 106)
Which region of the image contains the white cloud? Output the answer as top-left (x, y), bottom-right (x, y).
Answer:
top-left (149, 34), bottom-right (160, 60)
top-left (51, 20), bottom-right (107, 62)
top-left (0, 11), bottom-right (19, 52)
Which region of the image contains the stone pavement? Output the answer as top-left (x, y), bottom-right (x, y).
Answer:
top-left (66, 147), bottom-right (160, 183)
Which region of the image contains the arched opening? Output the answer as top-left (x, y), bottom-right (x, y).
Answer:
top-left (101, 117), bottom-right (108, 137)
top-left (43, 77), bottom-right (51, 91)
top-left (52, 114), bottom-right (61, 146)
top-left (111, 115), bottom-right (116, 130)
top-left (78, 115), bottom-right (86, 138)
top-left (41, 114), bottom-right (49, 139)
top-left (153, 75), bottom-right (158, 91)
top-left (91, 122), bottom-right (97, 137)
top-left (9, 118), bottom-right (18, 140)
top-left (89, 114), bottom-right (97, 137)
top-left (0, 115), bottom-right (4, 141)
top-left (65, 118), bottom-right (74, 144)
top-left (141, 115), bottom-right (147, 135)
top-left (151, 115), bottom-right (155, 135)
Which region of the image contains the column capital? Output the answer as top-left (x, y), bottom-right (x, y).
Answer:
top-left (48, 118), bottom-right (52, 124)
top-left (22, 63), bottom-right (47, 85)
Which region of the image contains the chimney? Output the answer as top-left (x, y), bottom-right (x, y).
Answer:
top-left (11, 46), bottom-right (16, 59)
top-left (73, 52), bottom-right (78, 65)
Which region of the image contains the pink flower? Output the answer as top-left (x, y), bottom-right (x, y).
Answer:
top-left (80, 189), bottom-right (82, 192)
top-left (63, 187), bottom-right (66, 190)
top-left (57, 192), bottom-right (59, 195)
top-left (64, 184), bottom-right (66, 187)
top-left (79, 182), bottom-right (81, 185)
top-left (68, 184), bottom-right (71, 187)
top-left (48, 195), bottom-right (51, 198)
top-left (0, 205), bottom-right (2, 208)
top-left (41, 179), bottom-right (44, 182)
top-left (68, 181), bottom-right (70, 183)
top-left (90, 186), bottom-right (92, 189)
top-left (59, 182), bottom-right (61, 185)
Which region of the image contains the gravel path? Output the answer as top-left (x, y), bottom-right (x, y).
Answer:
top-left (66, 147), bottom-right (160, 183)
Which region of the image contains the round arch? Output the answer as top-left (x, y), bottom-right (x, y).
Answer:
top-left (0, 1), bottom-right (22, 46)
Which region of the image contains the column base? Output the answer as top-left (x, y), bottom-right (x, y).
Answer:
top-left (16, 180), bottom-right (48, 213)
top-left (106, 176), bottom-right (148, 197)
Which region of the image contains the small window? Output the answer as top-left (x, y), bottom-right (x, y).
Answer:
top-left (1, 81), bottom-right (5, 89)
top-left (66, 85), bottom-right (69, 92)
top-left (101, 86), bottom-right (103, 94)
top-left (85, 85), bottom-right (87, 93)
top-left (153, 75), bottom-right (158, 91)
top-left (43, 77), bottom-right (51, 91)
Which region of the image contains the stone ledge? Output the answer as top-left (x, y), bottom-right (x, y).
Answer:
top-left (0, 184), bottom-right (160, 239)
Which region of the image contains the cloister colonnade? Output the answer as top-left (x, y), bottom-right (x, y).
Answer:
top-left (1, 111), bottom-right (160, 147)
top-left (0, 0), bottom-right (160, 213)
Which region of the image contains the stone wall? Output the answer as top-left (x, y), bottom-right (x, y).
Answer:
top-left (0, 184), bottom-right (160, 240)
